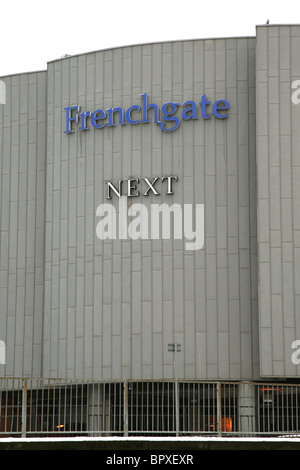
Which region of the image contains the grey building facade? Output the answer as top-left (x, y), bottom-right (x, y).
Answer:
top-left (1, 24), bottom-right (300, 388)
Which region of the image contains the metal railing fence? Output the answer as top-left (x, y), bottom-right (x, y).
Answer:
top-left (1, 378), bottom-right (300, 438)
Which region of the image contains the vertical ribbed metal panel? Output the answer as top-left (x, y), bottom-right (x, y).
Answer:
top-left (44, 38), bottom-right (258, 381)
top-left (257, 25), bottom-right (300, 377)
top-left (0, 71), bottom-right (46, 377)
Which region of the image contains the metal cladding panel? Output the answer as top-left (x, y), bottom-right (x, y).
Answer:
top-left (43, 38), bottom-right (259, 381)
top-left (257, 25), bottom-right (300, 377)
top-left (0, 72), bottom-right (46, 377)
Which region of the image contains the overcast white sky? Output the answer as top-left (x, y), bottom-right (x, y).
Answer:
top-left (0, 0), bottom-right (299, 77)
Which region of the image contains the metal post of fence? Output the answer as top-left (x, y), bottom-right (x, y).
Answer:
top-left (168, 343), bottom-right (181, 436)
top-left (174, 354), bottom-right (179, 437)
top-left (124, 381), bottom-right (128, 437)
top-left (217, 382), bottom-right (222, 437)
top-left (22, 379), bottom-right (27, 438)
